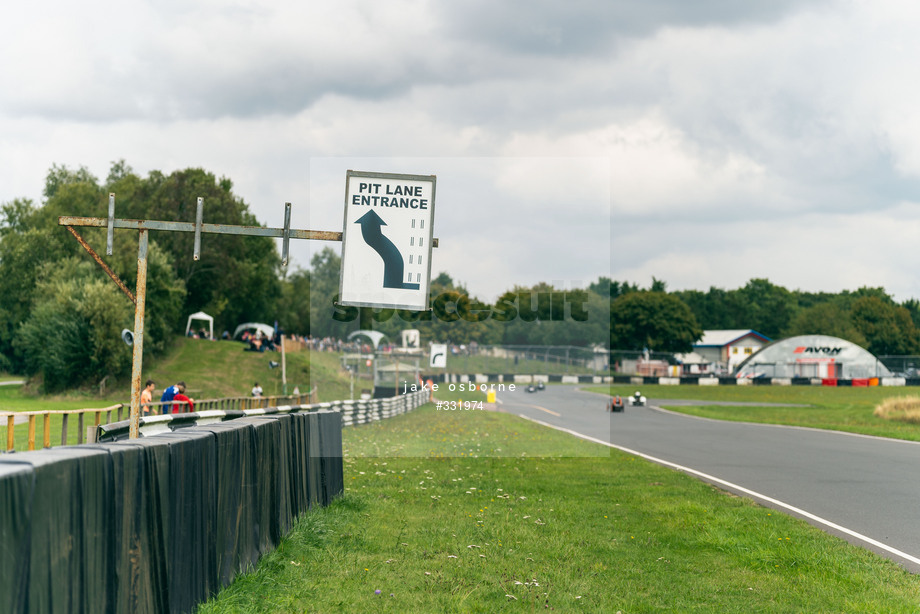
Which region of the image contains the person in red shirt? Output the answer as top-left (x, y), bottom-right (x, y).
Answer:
top-left (173, 382), bottom-right (195, 413)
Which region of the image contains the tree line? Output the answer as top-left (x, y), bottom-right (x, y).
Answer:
top-left (2, 162), bottom-right (917, 392)
top-left (0, 163), bottom-right (610, 392)
top-left (605, 277), bottom-right (920, 357)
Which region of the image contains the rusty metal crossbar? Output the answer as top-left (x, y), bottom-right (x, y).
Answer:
top-left (59, 194), bottom-right (439, 441)
top-left (58, 213), bottom-right (437, 259)
top-left (58, 215), bottom-right (347, 256)
top-left (58, 196), bottom-right (336, 441)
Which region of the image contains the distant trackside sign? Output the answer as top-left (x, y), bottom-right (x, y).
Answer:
top-left (339, 170), bottom-right (437, 311)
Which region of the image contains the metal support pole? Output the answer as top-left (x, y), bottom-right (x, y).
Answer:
top-left (61, 196), bottom-right (443, 439)
top-left (281, 334), bottom-right (288, 395)
top-left (106, 193), bottom-right (115, 255)
top-left (282, 202), bottom-right (292, 266)
top-left (128, 230), bottom-right (149, 439)
top-left (193, 197), bottom-right (204, 260)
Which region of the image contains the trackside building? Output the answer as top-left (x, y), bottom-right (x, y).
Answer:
top-left (690, 329), bottom-right (772, 374)
top-left (734, 334), bottom-right (892, 380)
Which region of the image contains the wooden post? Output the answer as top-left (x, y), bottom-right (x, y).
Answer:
top-left (6, 415), bottom-right (14, 452)
top-left (128, 230), bottom-right (148, 438)
top-left (27, 416), bottom-right (35, 451)
top-left (43, 413), bottom-right (50, 448)
top-left (61, 413), bottom-right (69, 446)
top-left (78, 413), bottom-right (85, 444)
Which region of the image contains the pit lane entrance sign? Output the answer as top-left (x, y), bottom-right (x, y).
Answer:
top-left (339, 170), bottom-right (437, 311)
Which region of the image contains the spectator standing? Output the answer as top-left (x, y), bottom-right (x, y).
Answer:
top-left (173, 382), bottom-right (195, 413)
top-left (140, 380), bottom-right (156, 415)
top-left (160, 383), bottom-right (180, 415)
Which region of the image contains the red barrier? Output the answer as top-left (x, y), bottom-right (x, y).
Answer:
top-left (852, 379), bottom-right (869, 387)
top-left (822, 378), bottom-right (838, 386)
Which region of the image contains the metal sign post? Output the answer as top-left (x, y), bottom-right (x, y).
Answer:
top-left (61, 175), bottom-right (440, 439)
top-left (61, 196), bottom-right (347, 439)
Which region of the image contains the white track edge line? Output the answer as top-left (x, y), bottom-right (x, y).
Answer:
top-left (518, 413), bottom-right (920, 567)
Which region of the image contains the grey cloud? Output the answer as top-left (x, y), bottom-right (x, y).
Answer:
top-left (9, 0), bottom-right (834, 124)
top-left (435, 0), bottom-right (834, 55)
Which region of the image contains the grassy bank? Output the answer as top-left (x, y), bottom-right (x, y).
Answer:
top-left (594, 384), bottom-right (920, 441)
top-left (197, 405), bottom-right (920, 613)
top-left (1, 339), bottom-right (356, 451)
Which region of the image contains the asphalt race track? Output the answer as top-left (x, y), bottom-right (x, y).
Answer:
top-left (497, 383), bottom-right (920, 573)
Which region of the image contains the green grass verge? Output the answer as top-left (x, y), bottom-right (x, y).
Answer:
top-left (197, 405), bottom-right (920, 613)
top-left (592, 384), bottom-right (920, 441)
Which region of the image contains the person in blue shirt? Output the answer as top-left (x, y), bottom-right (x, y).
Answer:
top-left (160, 382), bottom-right (182, 414)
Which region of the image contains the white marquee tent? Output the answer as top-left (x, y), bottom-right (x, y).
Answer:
top-left (233, 322), bottom-right (275, 340)
top-left (185, 311), bottom-right (214, 340)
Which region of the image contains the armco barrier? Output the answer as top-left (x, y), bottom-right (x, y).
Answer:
top-left (91, 389), bottom-right (430, 441)
top-left (0, 390), bottom-right (428, 614)
top-left (426, 372), bottom-right (920, 387)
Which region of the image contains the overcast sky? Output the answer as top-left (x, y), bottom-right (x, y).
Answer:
top-left (3, 0), bottom-right (920, 302)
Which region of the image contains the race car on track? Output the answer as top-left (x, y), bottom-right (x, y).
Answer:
top-left (628, 391), bottom-right (646, 406)
top-left (609, 395), bottom-right (625, 412)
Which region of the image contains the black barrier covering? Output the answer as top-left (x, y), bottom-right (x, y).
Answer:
top-left (81, 440), bottom-right (170, 613)
top-left (0, 462), bottom-right (32, 614)
top-left (0, 410), bottom-right (344, 614)
top-left (191, 418), bottom-right (283, 587)
top-left (310, 411), bottom-right (345, 507)
top-left (0, 448), bottom-right (115, 614)
top-left (249, 415), bottom-right (294, 538)
top-left (155, 429), bottom-right (221, 613)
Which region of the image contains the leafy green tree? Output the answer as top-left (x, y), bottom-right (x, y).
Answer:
top-left (411, 274), bottom-right (502, 346)
top-left (673, 286), bottom-right (746, 330)
top-left (850, 296), bottom-right (920, 356)
top-left (495, 283), bottom-right (607, 348)
top-left (14, 259), bottom-right (133, 392)
top-left (611, 291), bottom-right (702, 352)
top-left (650, 277), bottom-right (667, 293)
top-left (276, 268), bottom-right (311, 335)
top-left (0, 182), bottom-right (105, 368)
top-left (589, 277), bottom-right (639, 299)
top-left (43, 163), bottom-right (98, 201)
top-left (783, 301), bottom-right (867, 346)
top-left (497, 282), bottom-right (557, 346)
top-left (109, 167), bottom-right (281, 331)
top-left (902, 298), bottom-right (920, 330)
top-left (136, 245), bottom-right (188, 354)
top-left (308, 247), bottom-right (355, 340)
top-left (735, 278), bottom-right (797, 339)
top-left (0, 164), bottom-right (187, 383)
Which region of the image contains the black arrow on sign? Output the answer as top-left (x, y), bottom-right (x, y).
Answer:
top-left (355, 210), bottom-right (420, 290)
